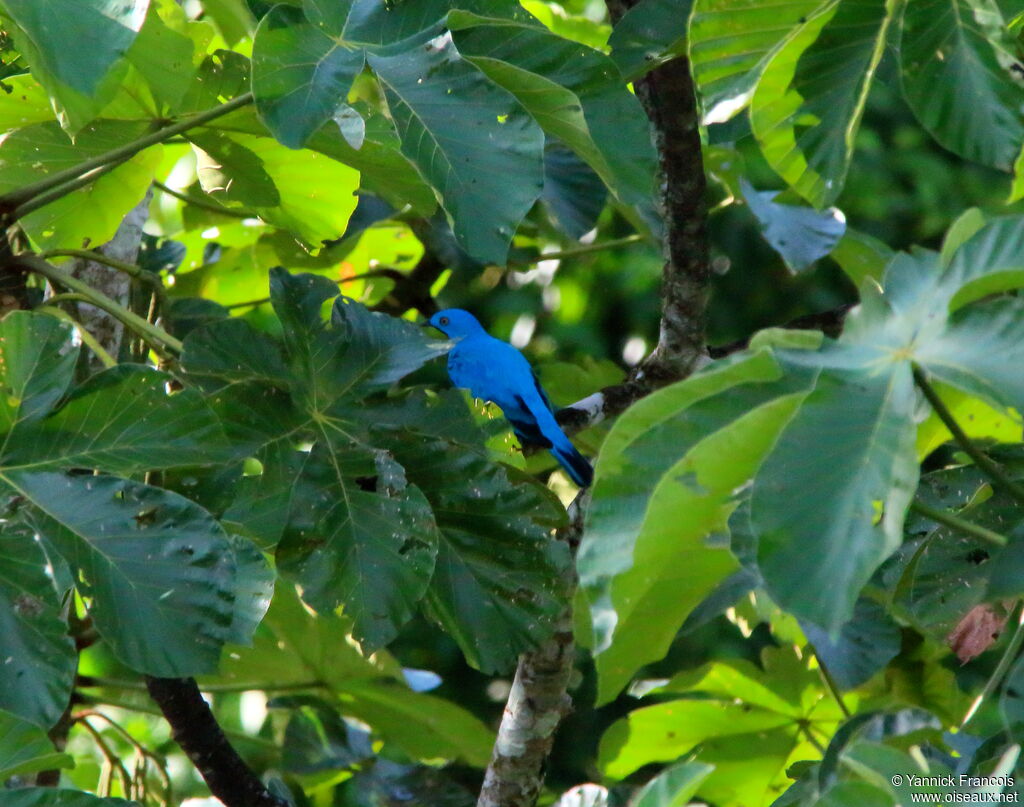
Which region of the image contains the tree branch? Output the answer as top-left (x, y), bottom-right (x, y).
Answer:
top-left (145, 677), bottom-right (289, 807)
top-left (0, 93), bottom-right (253, 215)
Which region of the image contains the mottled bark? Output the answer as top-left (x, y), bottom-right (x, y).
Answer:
top-left (69, 188), bottom-right (151, 369)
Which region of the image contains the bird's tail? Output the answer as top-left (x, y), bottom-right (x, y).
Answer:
top-left (550, 438), bottom-right (594, 488)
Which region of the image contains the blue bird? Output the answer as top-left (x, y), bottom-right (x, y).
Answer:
top-left (427, 309), bottom-right (593, 488)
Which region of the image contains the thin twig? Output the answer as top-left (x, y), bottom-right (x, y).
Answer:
top-left (913, 366), bottom-right (1024, 506)
top-left (153, 180), bottom-right (256, 220)
top-left (15, 255), bottom-right (182, 356)
top-left (0, 93), bottom-right (254, 213)
top-left (75, 717), bottom-right (134, 798)
top-left (505, 234), bottom-right (647, 267)
top-left (79, 675), bottom-right (324, 694)
top-left (77, 693), bottom-right (279, 752)
top-left (11, 159), bottom-right (128, 221)
top-left (36, 305), bottom-right (117, 368)
top-left (910, 499), bottom-right (1008, 547)
top-left (808, 645), bottom-right (852, 719)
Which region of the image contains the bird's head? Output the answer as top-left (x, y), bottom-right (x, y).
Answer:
top-left (426, 309), bottom-right (485, 340)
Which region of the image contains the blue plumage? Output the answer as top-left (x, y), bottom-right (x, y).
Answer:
top-left (427, 309), bottom-right (593, 487)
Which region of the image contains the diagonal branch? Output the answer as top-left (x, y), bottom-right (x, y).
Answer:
top-left (146, 677), bottom-right (289, 807)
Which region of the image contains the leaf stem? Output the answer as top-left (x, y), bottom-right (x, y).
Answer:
top-left (153, 180), bottom-right (257, 220)
top-left (0, 93), bottom-right (254, 214)
top-left (79, 675), bottom-right (325, 694)
top-left (38, 248), bottom-right (149, 281)
top-left (77, 693), bottom-right (279, 752)
top-left (962, 601), bottom-right (1024, 727)
top-left (505, 233), bottom-right (646, 267)
top-left (912, 366), bottom-right (1024, 506)
top-left (909, 499), bottom-right (1008, 547)
top-left (16, 255), bottom-right (182, 356)
top-left (808, 645), bottom-right (851, 719)
top-left (11, 159), bottom-right (128, 221)
top-left (75, 716), bottom-right (135, 797)
top-left (36, 305), bottom-right (117, 368)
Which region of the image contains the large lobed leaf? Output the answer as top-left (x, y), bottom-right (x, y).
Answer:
top-left (184, 268), bottom-right (567, 664)
top-left (584, 215), bottom-right (1024, 699)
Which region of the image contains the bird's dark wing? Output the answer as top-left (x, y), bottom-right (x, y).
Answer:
top-left (531, 371), bottom-right (556, 414)
top-left (508, 394), bottom-right (553, 447)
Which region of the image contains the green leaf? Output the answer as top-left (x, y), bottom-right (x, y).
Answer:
top-left (190, 129), bottom-right (281, 207)
top-left (125, 0), bottom-right (198, 113)
top-left (2, 365), bottom-right (233, 474)
top-left (831, 228), bottom-right (894, 285)
top-left (337, 678), bottom-right (494, 767)
top-left (597, 656), bottom-right (816, 781)
top-left (186, 271), bottom-right (448, 648)
top-left (541, 143), bottom-right (608, 240)
top-left (580, 351), bottom-right (812, 701)
top-left (13, 471), bottom-right (236, 676)
top-left (215, 585), bottom-right (493, 766)
top-left (0, 120), bottom-right (161, 249)
top-left (368, 34), bottom-right (545, 263)
top-left (0, 524), bottom-right (76, 728)
top-left (916, 298), bottom-right (1024, 414)
top-left (215, 582), bottom-right (396, 690)
top-left (630, 760), bottom-right (715, 807)
top-left (751, 363), bottom-right (919, 633)
top-left (800, 597), bottom-right (901, 690)
top-left (741, 178), bottom-right (847, 271)
top-left (0, 0), bottom-right (148, 129)
top-left (189, 131), bottom-right (361, 245)
top-left (276, 441), bottom-right (438, 650)
top-left (450, 15), bottom-right (658, 230)
top-left (601, 649), bottom-right (833, 798)
top-left (0, 0), bottom-right (147, 94)
top-left (819, 782), bottom-right (897, 807)
top-left (306, 105), bottom-right (438, 214)
top-left (608, 0), bottom-right (691, 81)
top-left (0, 712), bottom-right (74, 780)
top-left (251, 4), bottom-right (365, 149)
top-left (688, 0), bottom-right (823, 124)
top-left (750, 0), bottom-right (894, 207)
top-left (0, 312), bottom-right (77, 434)
top-left (941, 216), bottom-right (1024, 311)
top-left (372, 391), bottom-right (569, 673)
top-left (900, 0), bottom-right (1024, 172)
top-left (224, 535), bottom-right (274, 645)
top-left (599, 703), bottom-right (792, 779)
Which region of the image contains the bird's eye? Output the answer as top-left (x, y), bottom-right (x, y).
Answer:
top-left (439, 316), bottom-right (449, 326)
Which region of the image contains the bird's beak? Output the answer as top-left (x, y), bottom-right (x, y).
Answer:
top-left (420, 321), bottom-right (434, 329)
